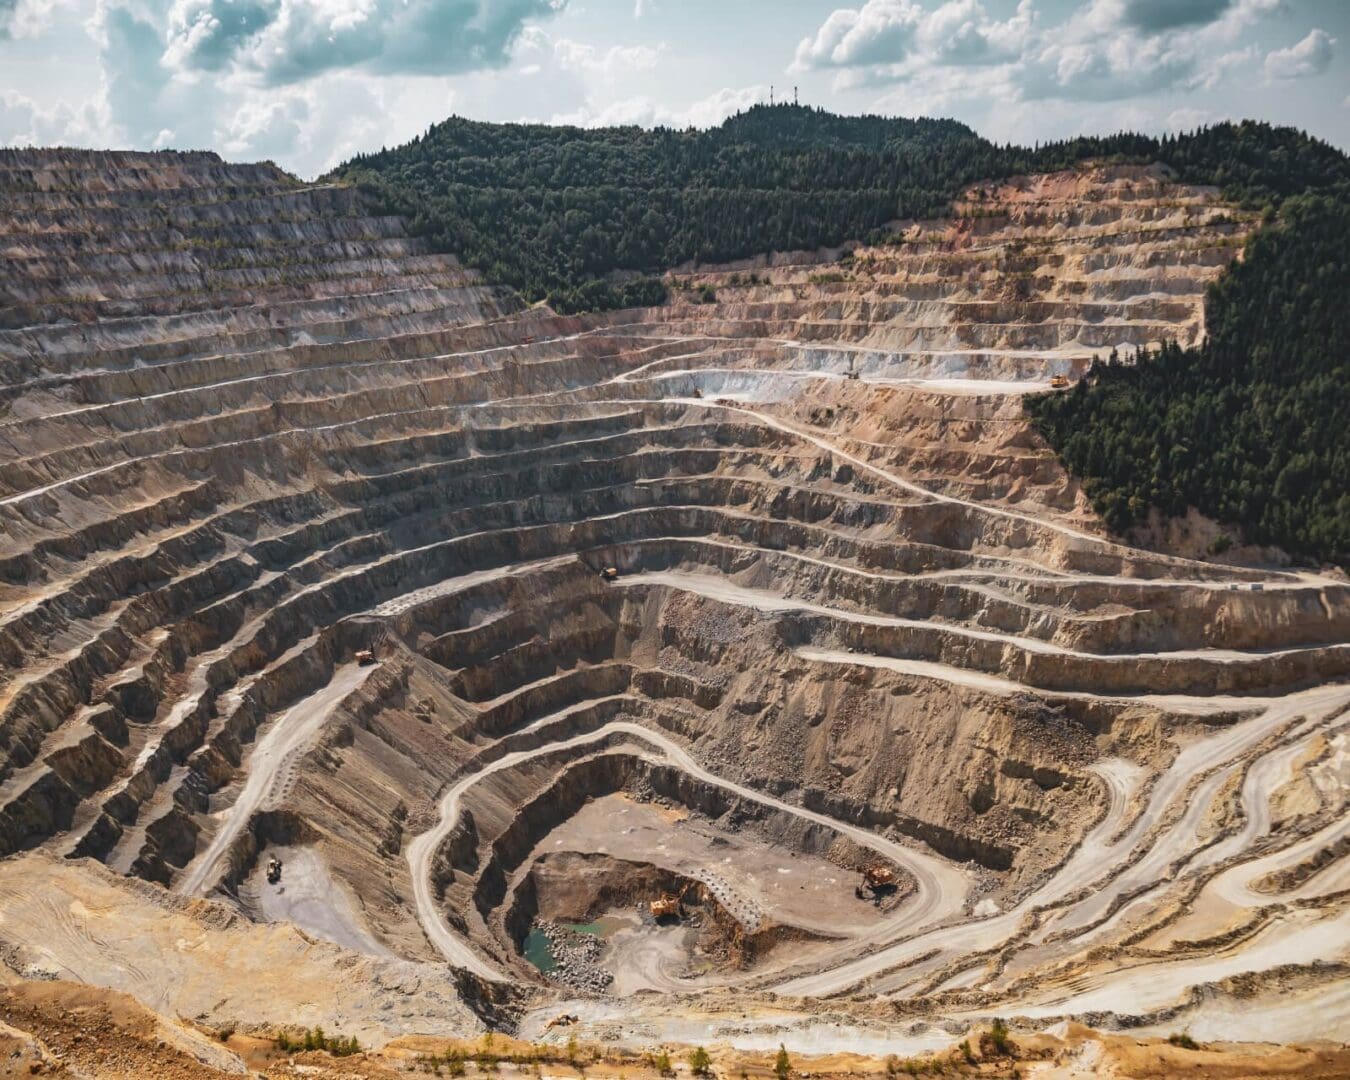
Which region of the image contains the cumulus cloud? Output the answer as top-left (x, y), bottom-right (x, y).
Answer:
top-left (1021, 24), bottom-right (1202, 102)
top-left (793, 0), bottom-right (1032, 84)
top-left (6, 0), bottom-right (572, 174)
top-left (160, 0), bottom-right (565, 85)
top-left (920, 0), bottom-right (1032, 65)
top-left (162, 0), bottom-right (278, 72)
top-left (793, 1), bottom-right (922, 70)
top-left (793, 0), bottom-right (1291, 108)
top-left (1, 0), bottom-right (73, 37)
top-left (0, 87), bottom-right (104, 145)
top-left (1264, 28), bottom-right (1335, 81)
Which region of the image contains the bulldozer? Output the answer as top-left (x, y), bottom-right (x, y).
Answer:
top-left (1049, 374), bottom-right (1070, 389)
top-left (355, 649), bottom-right (377, 666)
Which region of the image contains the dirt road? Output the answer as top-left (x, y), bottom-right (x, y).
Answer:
top-left (176, 663), bottom-right (375, 897)
top-left (406, 713), bottom-right (971, 981)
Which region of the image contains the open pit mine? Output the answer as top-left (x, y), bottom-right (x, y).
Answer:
top-left (0, 148), bottom-right (1347, 1076)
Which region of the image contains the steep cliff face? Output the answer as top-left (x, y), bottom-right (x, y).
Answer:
top-left (0, 150), bottom-right (1346, 1048)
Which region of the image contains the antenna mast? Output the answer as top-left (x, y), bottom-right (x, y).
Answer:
top-left (770, 85), bottom-right (774, 106)
top-left (794, 86), bottom-right (799, 106)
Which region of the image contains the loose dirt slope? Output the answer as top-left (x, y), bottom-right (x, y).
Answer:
top-left (0, 150), bottom-right (1346, 1062)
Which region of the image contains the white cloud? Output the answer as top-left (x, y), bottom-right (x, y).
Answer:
top-left (0, 87), bottom-right (104, 144)
top-left (1264, 28), bottom-right (1335, 81)
top-left (792, 0), bottom-right (1295, 111)
top-left (551, 38), bottom-right (664, 81)
top-left (793, 1), bottom-right (923, 71)
top-left (1020, 22), bottom-right (1201, 102)
top-left (4, 0), bottom-right (575, 175)
top-left (2, 0), bottom-right (77, 38)
top-left (869, 61), bottom-right (1013, 115)
top-left (1188, 45), bottom-right (1258, 92)
top-left (1166, 105), bottom-right (1216, 131)
top-left (918, 0), bottom-right (1032, 65)
top-left (550, 84), bottom-right (764, 130)
top-left (158, 0), bottom-right (565, 85)
top-left (793, 0), bottom-right (1034, 92)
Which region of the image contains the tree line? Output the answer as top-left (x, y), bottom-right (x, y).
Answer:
top-left (331, 106), bottom-right (1348, 313)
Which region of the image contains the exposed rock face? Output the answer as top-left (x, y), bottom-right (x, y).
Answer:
top-left (0, 151), bottom-right (1346, 1048)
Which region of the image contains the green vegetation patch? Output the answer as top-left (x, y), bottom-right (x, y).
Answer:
top-left (331, 106), bottom-right (1347, 313)
top-left (1027, 192), bottom-right (1350, 565)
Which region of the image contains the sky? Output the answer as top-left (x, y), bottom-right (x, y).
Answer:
top-left (1, 0), bottom-right (1347, 178)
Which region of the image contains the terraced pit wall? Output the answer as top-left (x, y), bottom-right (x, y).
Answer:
top-left (1, 149), bottom-right (1347, 1045)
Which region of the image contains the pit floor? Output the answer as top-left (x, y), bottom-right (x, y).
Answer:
top-left (542, 793), bottom-right (889, 937)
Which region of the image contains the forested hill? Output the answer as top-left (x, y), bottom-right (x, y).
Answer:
top-left (1028, 191), bottom-right (1350, 566)
top-left (335, 106), bottom-right (1349, 565)
top-left (332, 105), bottom-right (1348, 312)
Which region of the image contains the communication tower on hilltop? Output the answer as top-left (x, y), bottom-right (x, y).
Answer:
top-left (794, 86), bottom-right (799, 106)
top-left (770, 85), bottom-right (774, 106)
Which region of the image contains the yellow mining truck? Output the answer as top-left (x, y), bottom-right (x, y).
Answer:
top-left (600, 566), bottom-right (620, 582)
top-left (1049, 374), bottom-right (1070, 389)
top-left (863, 864), bottom-right (895, 890)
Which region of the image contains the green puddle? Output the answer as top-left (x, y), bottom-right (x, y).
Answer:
top-left (523, 929), bottom-right (556, 973)
top-left (524, 917), bottom-right (627, 972)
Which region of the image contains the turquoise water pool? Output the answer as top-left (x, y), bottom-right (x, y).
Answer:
top-left (523, 929), bottom-right (557, 972)
top-left (523, 917), bottom-right (627, 972)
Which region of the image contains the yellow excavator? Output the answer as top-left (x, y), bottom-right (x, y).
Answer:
top-left (649, 882), bottom-right (694, 920)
